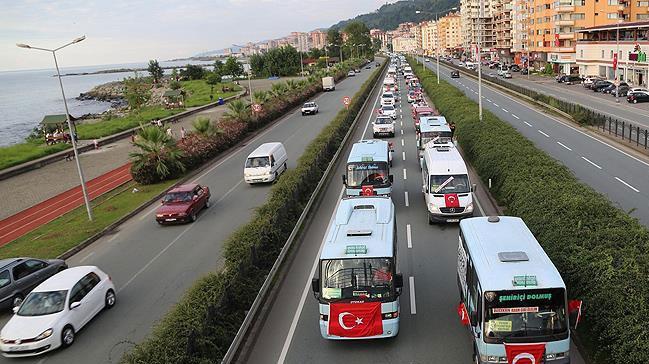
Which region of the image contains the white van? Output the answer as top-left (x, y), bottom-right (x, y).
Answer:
top-left (244, 142), bottom-right (288, 184)
top-left (420, 145), bottom-right (475, 223)
top-left (381, 91), bottom-right (396, 106)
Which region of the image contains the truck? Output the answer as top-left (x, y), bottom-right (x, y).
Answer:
top-left (322, 76), bottom-right (335, 91)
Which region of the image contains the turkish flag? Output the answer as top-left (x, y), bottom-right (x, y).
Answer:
top-left (361, 185), bottom-right (374, 196)
top-left (504, 343), bottom-right (546, 364)
top-left (457, 302), bottom-right (470, 326)
top-left (328, 302), bottom-right (383, 337)
top-left (613, 53), bottom-right (618, 71)
top-left (554, 33), bottom-right (560, 47)
top-left (444, 193), bottom-right (460, 208)
top-left (568, 299), bottom-right (583, 329)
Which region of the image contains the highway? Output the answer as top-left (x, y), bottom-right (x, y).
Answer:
top-left (244, 67), bottom-right (585, 363)
top-left (421, 58), bottom-right (649, 227)
top-left (0, 62), bottom-right (380, 364)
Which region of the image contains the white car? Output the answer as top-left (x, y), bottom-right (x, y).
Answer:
top-left (301, 102), bottom-right (319, 115)
top-left (0, 266), bottom-right (115, 357)
top-left (380, 105), bottom-right (397, 120)
top-left (373, 115), bottom-right (395, 137)
top-left (347, 70), bottom-right (356, 77)
top-left (381, 92), bottom-right (396, 107)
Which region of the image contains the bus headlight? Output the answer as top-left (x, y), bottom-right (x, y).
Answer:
top-left (466, 202), bottom-right (474, 212)
top-left (546, 351), bottom-right (569, 360)
top-left (480, 354), bottom-right (507, 363)
top-left (429, 203), bottom-right (439, 212)
top-left (381, 311), bottom-right (399, 319)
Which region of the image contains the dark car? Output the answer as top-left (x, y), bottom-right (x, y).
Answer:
top-left (556, 75), bottom-right (570, 83)
top-left (627, 91), bottom-right (649, 103)
top-left (603, 82), bottom-right (629, 94)
top-left (155, 184), bottom-right (211, 224)
top-left (592, 80), bottom-right (613, 92)
top-left (521, 68), bottom-right (529, 75)
top-left (510, 65), bottom-right (521, 72)
top-left (609, 85), bottom-right (630, 96)
top-left (0, 258), bottom-right (67, 311)
top-left (451, 70), bottom-right (460, 78)
top-left (564, 75), bottom-right (583, 85)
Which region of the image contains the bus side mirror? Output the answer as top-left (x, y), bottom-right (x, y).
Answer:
top-left (389, 175), bottom-right (394, 183)
top-left (394, 273), bottom-right (403, 289)
top-left (568, 299), bottom-right (583, 329)
top-left (470, 311), bottom-right (479, 327)
top-left (342, 175), bottom-right (347, 186)
top-left (471, 184), bottom-right (477, 192)
top-left (311, 278), bottom-right (320, 298)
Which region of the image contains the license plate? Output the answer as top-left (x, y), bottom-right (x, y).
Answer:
top-left (447, 219), bottom-right (460, 223)
top-left (165, 218), bottom-right (177, 222)
top-left (8, 346), bottom-right (20, 351)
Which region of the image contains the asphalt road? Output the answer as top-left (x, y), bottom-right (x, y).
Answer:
top-left (244, 69), bottom-right (585, 364)
top-left (421, 58), bottom-right (649, 227)
top-left (0, 63), bottom-right (381, 364)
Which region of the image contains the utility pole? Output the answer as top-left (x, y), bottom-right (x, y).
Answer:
top-left (478, 0), bottom-right (484, 122)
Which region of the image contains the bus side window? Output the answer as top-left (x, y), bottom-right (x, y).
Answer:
top-left (466, 259), bottom-right (480, 325)
top-left (422, 163), bottom-right (428, 191)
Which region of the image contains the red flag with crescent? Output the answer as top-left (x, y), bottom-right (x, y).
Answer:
top-left (444, 193), bottom-right (460, 208)
top-left (504, 343), bottom-right (546, 364)
top-left (328, 302), bottom-right (383, 337)
top-left (361, 185), bottom-right (374, 196)
top-left (554, 33), bottom-right (560, 47)
top-left (457, 302), bottom-right (470, 326)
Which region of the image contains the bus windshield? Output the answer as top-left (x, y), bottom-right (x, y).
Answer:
top-left (483, 288), bottom-right (568, 343)
top-left (320, 258), bottom-right (394, 302)
top-left (430, 174), bottom-right (470, 194)
top-left (420, 131), bottom-right (452, 148)
top-left (347, 162), bottom-right (390, 188)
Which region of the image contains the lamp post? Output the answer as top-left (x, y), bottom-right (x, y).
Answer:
top-left (615, 18), bottom-right (621, 103)
top-left (416, 6), bottom-right (458, 84)
top-left (248, 70), bottom-right (254, 104)
top-left (17, 36), bottom-right (94, 221)
top-left (477, 0), bottom-right (484, 121)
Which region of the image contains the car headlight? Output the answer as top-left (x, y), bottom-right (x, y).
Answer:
top-left (429, 203), bottom-right (439, 212)
top-left (466, 202), bottom-right (474, 212)
top-left (35, 328), bottom-right (53, 341)
top-left (177, 212), bottom-right (187, 217)
top-left (480, 354), bottom-right (507, 363)
top-left (156, 214), bottom-right (164, 218)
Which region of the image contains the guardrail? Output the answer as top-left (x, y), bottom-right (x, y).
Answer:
top-left (220, 62), bottom-right (387, 364)
top-left (436, 59), bottom-right (649, 151)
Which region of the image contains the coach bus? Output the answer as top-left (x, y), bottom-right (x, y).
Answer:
top-left (343, 140), bottom-right (393, 196)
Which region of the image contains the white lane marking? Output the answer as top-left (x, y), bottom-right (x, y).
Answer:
top-left (512, 114), bottom-right (520, 119)
top-left (538, 130), bottom-right (550, 138)
top-left (524, 121), bottom-right (533, 127)
top-left (409, 276), bottom-right (417, 315)
top-left (401, 139), bottom-right (404, 147)
top-left (404, 191), bottom-right (409, 207)
top-left (402, 151), bottom-right (406, 161)
top-left (501, 108), bottom-right (509, 113)
top-left (79, 252), bottom-right (95, 263)
top-left (401, 129), bottom-right (404, 135)
top-left (581, 156), bottom-right (602, 170)
top-left (107, 233), bottom-right (120, 243)
top-left (406, 224), bottom-right (412, 249)
top-left (615, 177), bottom-right (640, 192)
top-left (403, 168), bottom-right (407, 180)
top-left (473, 193), bottom-right (486, 216)
top-left (557, 142), bottom-right (573, 151)
top-left (493, 103), bottom-right (499, 107)
top-left (486, 98), bottom-right (493, 103)
top-left (277, 188), bottom-right (345, 364)
top-left (401, 114), bottom-right (403, 120)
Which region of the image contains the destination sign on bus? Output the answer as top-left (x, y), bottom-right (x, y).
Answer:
top-left (497, 292), bottom-right (553, 303)
top-left (348, 163), bottom-right (382, 171)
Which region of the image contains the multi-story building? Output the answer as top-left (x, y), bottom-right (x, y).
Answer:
top-left (413, 23), bottom-right (424, 54)
top-left (576, 21), bottom-right (649, 86)
top-left (290, 32), bottom-right (310, 52)
top-left (526, 0), bottom-right (649, 74)
top-left (370, 28), bottom-right (390, 50)
top-left (460, 0), bottom-right (498, 59)
top-left (392, 35), bottom-right (417, 53)
top-left (494, 0), bottom-right (514, 62)
top-left (438, 12), bottom-right (463, 56)
top-left (511, 0), bottom-right (528, 65)
top-left (310, 30), bottom-right (328, 50)
top-left (421, 21), bottom-right (439, 56)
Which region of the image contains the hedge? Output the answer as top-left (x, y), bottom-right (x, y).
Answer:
top-left (408, 57), bottom-right (649, 364)
top-left (121, 60), bottom-right (386, 364)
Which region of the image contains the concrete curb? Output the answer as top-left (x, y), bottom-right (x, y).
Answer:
top-left (0, 91), bottom-right (246, 181)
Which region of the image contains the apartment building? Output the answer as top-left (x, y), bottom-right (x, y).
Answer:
top-left (310, 30), bottom-right (328, 50)
top-left (370, 28), bottom-right (391, 50)
top-left (460, 0), bottom-right (498, 59)
top-left (494, 0), bottom-right (514, 61)
top-left (290, 32), bottom-right (310, 52)
top-left (511, 0), bottom-right (529, 64)
top-left (421, 21), bottom-right (439, 55)
top-left (438, 12), bottom-right (463, 55)
top-left (392, 35), bottom-right (418, 53)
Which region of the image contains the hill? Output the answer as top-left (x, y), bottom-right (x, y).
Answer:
top-left (333, 0), bottom-right (460, 31)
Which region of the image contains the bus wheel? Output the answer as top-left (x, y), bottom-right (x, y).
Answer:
top-left (428, 213), bottom-right (434, 225)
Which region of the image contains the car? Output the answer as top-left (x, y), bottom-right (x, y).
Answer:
top-left (373, 116), bottom-right (395, 137)
top-left (406, 90), bottom-right (420, 103)
top-left (564, 75), bottom-right (583, 85)
top-left (510, 65), bottom-right (521, 72)
top-left (376, 63), bottom-right (380, 68)
top-left (301, 102), bottom-right (319, 115)
top-left (379, 104), bottom-right (397, 119)
top-left (520, 68), bottom-right (529, 75)
top-left (155, 184), bottom-right (210, 224)
top-left (503, 72), bottom-right (512, 79)
top-left (487, 72), bottom-right (497, 78)
top-left (0, 266), bottom-right (115, 357)
top-left (381, 92), bottom-right (396, 106)
top-left (607, 84), bottom-right (630, 96)
top-left (592, 80), bottom-right (613, 92)
top-left (627, 91), bottom-right (649, 103)
top-left (556, 75), bottom-right (570, 83)
top-left (450, 70), bottom-right (460, 78)
top-left (354, 69), bottom-right (361, 73)
top-left (0, 258), bottom-right (68, 312)
top-left (582, 76), bottom-right (604, 89)
top-left (424, 58), bottom-right (431, 62)
top-left (365, 65), bottom-right (372, 69)
top-left (347, 70), bottom-right (355, 77)
top-left (628, 87), bottom-right (649, 93)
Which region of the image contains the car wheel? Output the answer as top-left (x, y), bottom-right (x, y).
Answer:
top-left (634, 99), bottom-right (638, 104)
top-left (428, 213), bottom-right (434, 225)
top-left (61, 326), bottom-right (75, 348)
top-left (105, 289), bottom-right (116, 309)
top-left (283, 162), bottom-right (288, 173)
top-left (205, 199), bottom-right (211, 209)
top-left (189, 210), bottom-right (197, 222)
top-left (11, 294), bottom-right (24, 309)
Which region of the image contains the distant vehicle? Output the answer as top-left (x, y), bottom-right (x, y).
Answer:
top-left (582, 76), bottom-right (604, 89)
top-left (412, 106), bottom-right (436, 131)
top-left (383, 78), bottom-right (398, 93)
top-left (379, 104), bottom-right (397, 119)
top-left (322, 76), bottom-right (335, 91)
top-left (381, 92), bottom-right (396, 107)
top-left (602, 82), bottom-right (626, 94)
top-left (458, 216), bottom-right (580, 364)
top-left (376, 62), bottom-right (380, 68)
top-left (451, 70), bottom-right (460, 78)
top-left (509, 64), bottom-right (521, 72)
top-left (155, 184), bottom-right (211, 224)
top-left (244, 142), bottom-right (288, 184)
top-left (421, 145), bottom-right (475, 223)
top-left (365, 64), bottom-right (372, 69)
top-left (343, 140), bottom-right (393, 195)
top-left (563, 75), bottom-right (583, 85)
top-left (487, 72), bottom-right (497, 78)
top-left (407, 90), bottom-right (421, 103)
top-left (425, 58), bottom-right (430, 62)
top-left (0, 266), bottom-right (116, 357)
top-left (520, 68), bottom-right (529, 75)
top-left (503, 72), bottom-right (512, 79)
top-left (0, 258), bottom-right (67, 311)
top-left (497, 66), bottom-right (508, 76)
top-left (347, 70), bottom-right (356, 77)
top-left (628, 87), bottom-right (648, 93)
top-left (592, 80), bottom-right (613, 92)
top-left (608, 84), bottom-right (630, 96)
top-left (301, 102), bottom-right (319, 115)
top-left (627, 91), bottom-right (649, 103)
top-left (311, 196), bottom-right (403, 340)
top-left (373, 115), bottom-right (396, 138)
top-left (354, 69), bottom-right (361, 73)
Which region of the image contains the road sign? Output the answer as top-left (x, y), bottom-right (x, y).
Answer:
top-left (252, 103), bottom-right (262, 113)
top-left (342, 96), bottom-right (351, 106)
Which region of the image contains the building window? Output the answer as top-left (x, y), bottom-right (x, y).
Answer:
top-left (610, 50), bottom-right (614, 58)
top-left (607, 13), bottom-right (618, 19)
top-left (572, 13), bottom-right (586, 20)
top-left (580, 49), bottom-right (584, 58)
top-left (607, 0), bottom-right (618, 4)
top-left (602, 50), bottom-right (605, 58)
top-left (638, 1), bottom-right (649, 6)
top-left (638, 14), bottom-right (649, 20)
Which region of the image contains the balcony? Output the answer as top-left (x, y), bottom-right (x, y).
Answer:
top-left (558, 33), bottom-right (575, 40)
top-left (556, 20), bottom-right (575, 26)
top-left (556, 5), bottom-right (574, 13)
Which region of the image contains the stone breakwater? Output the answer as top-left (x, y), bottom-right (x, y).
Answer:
top-left (77, 81), bottom-right (126, 107)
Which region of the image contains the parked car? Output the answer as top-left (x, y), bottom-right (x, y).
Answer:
top-left (0, 266), bottom-right (115, 357)
top-left (627, 91), bottom-right (649, 103)
top-left (354, 69), bottom-right (361, 73)
top-left (556, 75), bottom-right (570, 83)
top-left (583, 76), bottom-right (604, 89)
top-left (602, 82), bottom-right (627, 94)
top-left (301, 102), bottom-right (319, 115)
top-left (592, 80), bottom-right (613, 92)
top-left (0, 258), bottom-right (67, 311)
top-left (503, 72), bottom-right (513, 79)
top-left (450, 70), bottom-right (460, 78)
top-left (155, 184), bottom-right (211, 224)
top-left (520, 68), bottom-right (529, 75)
top-left (365, 64), bottom-right (372, 69)
top-left (347, 70), bottom-right (355, 77)
top-left (564, 75), bottom-right (583, 85)
top-left (510, 65), bottom-right (521, 72)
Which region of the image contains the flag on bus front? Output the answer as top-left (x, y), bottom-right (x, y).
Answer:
top-left (328, 302), bottom-right (383, 337)
top-left (504, 343), bottom-right (546, 364)
top-left (444, 193), bottom-right (460, 208)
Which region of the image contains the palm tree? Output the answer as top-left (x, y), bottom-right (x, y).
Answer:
top-left (130, 125), bottom-right (185, 179)
top-left (224, 99), bottom-right (251, 122)
top-left (253, 90), bottom-right (270, 104)
top-left (270, 83), bottom-right (288, 98)
top-left (192, 116), bottom-right (221, 137)
top-left (285, 79), bottom-right (300, 94)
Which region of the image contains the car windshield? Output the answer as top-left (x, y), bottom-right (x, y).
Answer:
top-left (245, 156), bottom-right (270, 168)
top-left (347, 162), bottom-right (390, 187)
top-left (163, 191), bottom-right (193, 203)
top-left (375, 117), bottom-right (392, 125)
top-left (429, 174), bottom-right (470, 194)
top-left (484, 288), bottom-right (568, 343)
top-left (304, 103), bottom-right (315, 107)
top-left (17, 291), bottom-right (67, 316)
top-left (321, 258), bottom-right (394, 302)
top-left (382, 93), bottom-right (393, 98)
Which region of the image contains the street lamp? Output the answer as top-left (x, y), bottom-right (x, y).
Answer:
top-left (477, 0), bottom-right (484, 121)
top-left (416, 6), bottom-right (458, 84)
top-left (615, 17), bottom-right (621, 103)
top-left (17, 36), bottom-right (94, 221)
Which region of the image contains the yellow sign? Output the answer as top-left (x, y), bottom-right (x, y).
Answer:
top-left (488, 320), bottom-right (513, 332)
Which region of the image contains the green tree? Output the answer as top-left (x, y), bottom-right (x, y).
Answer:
top-left (223, 56), bottom-right (244, 77)
top-left (123, 72), bottom-right (151, 111)
top-left (307, 48), bottom-right (324, 60)
top-left (130, 125), bottom-right (184, 179)
top-left (270, 82), bottom-right (288, 98)
top-left (213, 60), bottom-right (225, 77)
top-left (205, 72), bottom-right (221, 95)
top-left (372, 37), bottom-right (382, 53)
top-left (191, 116), bottom-right (220, 137)
top-left (170, 67), bottom-right (179, 81)
top-left (343, 21), bottom-right (372, 59)
top-left (253, 90), bottom-right (270, 104)
top-left (326, 28), bottom-right (342, 61)
top-left (147, 59), bottom-right (164, 84)
top-left (223, 99), bottom-right (250, 122)
top-left (180, 64), bottom-right (205, 80)
top-left (250, 46), bottom-right (300, 77)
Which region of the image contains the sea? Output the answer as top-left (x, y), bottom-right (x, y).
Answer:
top-left (0, 60), bottom-right (213, 147)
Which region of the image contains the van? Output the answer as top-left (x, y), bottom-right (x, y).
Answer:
top-left (381, 91), bottom-right (396, 106)
top-left (244, 142), bottom-right (288, 184)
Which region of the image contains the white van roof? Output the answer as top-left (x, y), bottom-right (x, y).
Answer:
top-left (248, 142), bottom-right (283, 158)
top-left (347, 140), bottom-right (389, 164)
top-left (423, 146), bottom-right (468, 175)
top-left (459, 216), bottom-right (566, 292)
top-left (321, 197), bottom-right (395, 260)
top-left (419, 115), bottom-right (448, 127)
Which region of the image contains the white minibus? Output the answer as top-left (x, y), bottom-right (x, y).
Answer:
top-left (243, 142), bottom-right (288, 184)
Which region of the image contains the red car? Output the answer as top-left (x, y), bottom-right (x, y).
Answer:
top-left (155, 184), bottom-right (211, 224)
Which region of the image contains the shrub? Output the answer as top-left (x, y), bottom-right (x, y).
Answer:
top-left (409, 58), bottom-right (649, 364)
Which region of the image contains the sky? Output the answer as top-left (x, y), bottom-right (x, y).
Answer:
top-left (0, 0), bottom-right (391, 72)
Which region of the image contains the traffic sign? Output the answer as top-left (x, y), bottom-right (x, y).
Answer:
top-left (252, 103), bottom-right (262, 113)
top-left (342, 96), bottom-right (351, 106)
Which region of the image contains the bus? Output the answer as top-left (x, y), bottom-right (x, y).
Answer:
top-left (457, 216), bottom-right (580, 364)
top-left (417, 116), bottom-right (453, 153)
top-left (311, 196), bottom-right (403, 339)
top-left (343, 140), bottom-right (393, 196)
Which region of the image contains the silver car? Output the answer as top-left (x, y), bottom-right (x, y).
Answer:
top-left (0, 258), bottom-right (67, 311)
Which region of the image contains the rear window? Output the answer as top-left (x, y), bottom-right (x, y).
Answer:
top-left (382, 105), bottom-right (395, 111)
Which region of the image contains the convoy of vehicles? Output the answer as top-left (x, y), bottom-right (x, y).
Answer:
top-left (343, 140), bottom-right (393, 196)
top-left (243, 142), bottom-right (288, 184)
top-left (417, 116), bottom-right (452, 152)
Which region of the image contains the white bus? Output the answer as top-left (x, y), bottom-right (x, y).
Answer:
top-left (311, 196), bottom-right (403, 339)
top-left (420, 145), bottom-right (475, 223)
top-left (343, 140), bottom-right (393, 196)
top-left (457, 216), bottom-right (579, 364)
top-left (417, 116), bottom-right (453, 153)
